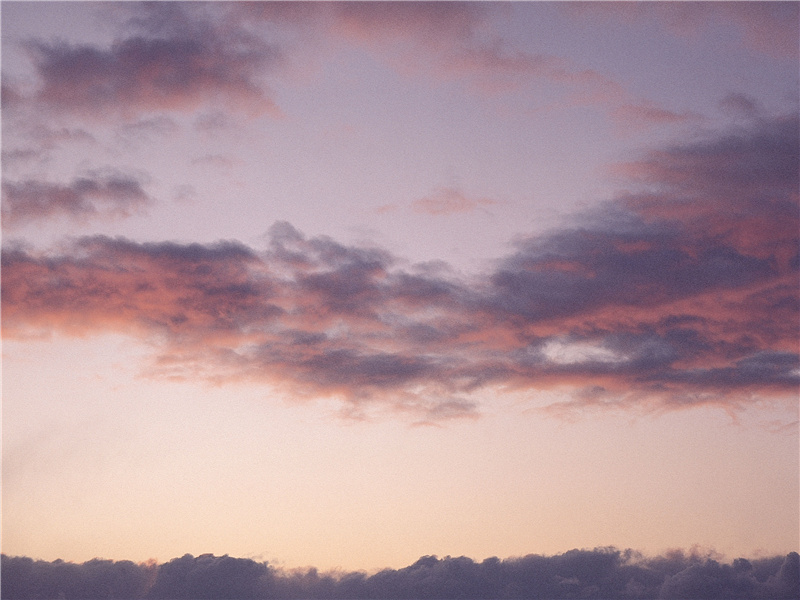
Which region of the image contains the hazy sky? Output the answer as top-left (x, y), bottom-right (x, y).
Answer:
top-left (2, 1), bottom-right (798, 572)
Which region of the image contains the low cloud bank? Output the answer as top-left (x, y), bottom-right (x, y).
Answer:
top-left (2, 548), bottom-right (798, 599)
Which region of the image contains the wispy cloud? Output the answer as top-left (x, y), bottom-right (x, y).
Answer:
top-left (2, 171), bottom-right (151, 228)
top-left (412, 187), bottom-right (498, 216)
top-left (228, 1), bottom-right (656, 117)
top-left (1, 125), bottom-right (96, 168)
top-left (610, 102), bottom-right (701, 135)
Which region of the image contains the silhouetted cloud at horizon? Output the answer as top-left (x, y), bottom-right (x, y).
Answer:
top-left (2, 548), bottom-right (798, 599)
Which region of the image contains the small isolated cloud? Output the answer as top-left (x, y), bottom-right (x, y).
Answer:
top-left (190, 154), bottom-right (243, 171)
top-left (412, 186), bottom-right (498, 216)
top-left (2, 171), bottom-right (151, 228)
top-left (375, 204), bottom-right (399, 215)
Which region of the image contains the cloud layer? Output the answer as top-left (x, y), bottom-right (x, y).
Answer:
top-left (2, 549), bottom-right (798, 599)
top-left (2, 115), bottom-right (797, 419)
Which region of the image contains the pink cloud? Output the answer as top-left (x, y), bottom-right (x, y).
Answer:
top-left (233, 2), bottom-right (632, 103)
top-left (330, 2), bottom-right (490, 48)
top-left (2, 116), bottom-right (796, 419)
top-left (412, 187), bottom-right (498, 216)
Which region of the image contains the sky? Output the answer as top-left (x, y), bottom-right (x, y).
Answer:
top-left (1, 1), bottom-right (798, 573)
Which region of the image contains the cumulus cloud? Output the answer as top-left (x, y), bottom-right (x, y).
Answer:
top-left (2, 549), bottom-right (798, 599)
top-left (2, 116), bottom-right (797, 419)
top-left (2, 172), bottom-right (151, 227)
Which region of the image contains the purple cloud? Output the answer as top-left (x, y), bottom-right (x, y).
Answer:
top-left (8, 4), bottom-right (281, 120)
top-left (2, 172), bottom-right (151, 227)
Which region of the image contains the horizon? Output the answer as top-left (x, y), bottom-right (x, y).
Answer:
top-left (2, 0), bottom-right (798, 580)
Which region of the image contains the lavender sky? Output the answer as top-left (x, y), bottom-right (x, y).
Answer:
top-left (2, 1), bottom-right (798, 572)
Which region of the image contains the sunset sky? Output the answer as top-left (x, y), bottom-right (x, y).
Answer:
top-left (2, 1), bottom-right (798, 572)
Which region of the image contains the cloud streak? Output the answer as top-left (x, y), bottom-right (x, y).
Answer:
top-left (411, 187), bottom-right (498, 216)
top-left (2, 116), bottom-right (797, 419)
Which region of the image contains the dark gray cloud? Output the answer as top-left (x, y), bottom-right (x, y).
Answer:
top-left (147, 554), bottom-right (269, 600)
top-left (2, 549), bottom-right (798, 599)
